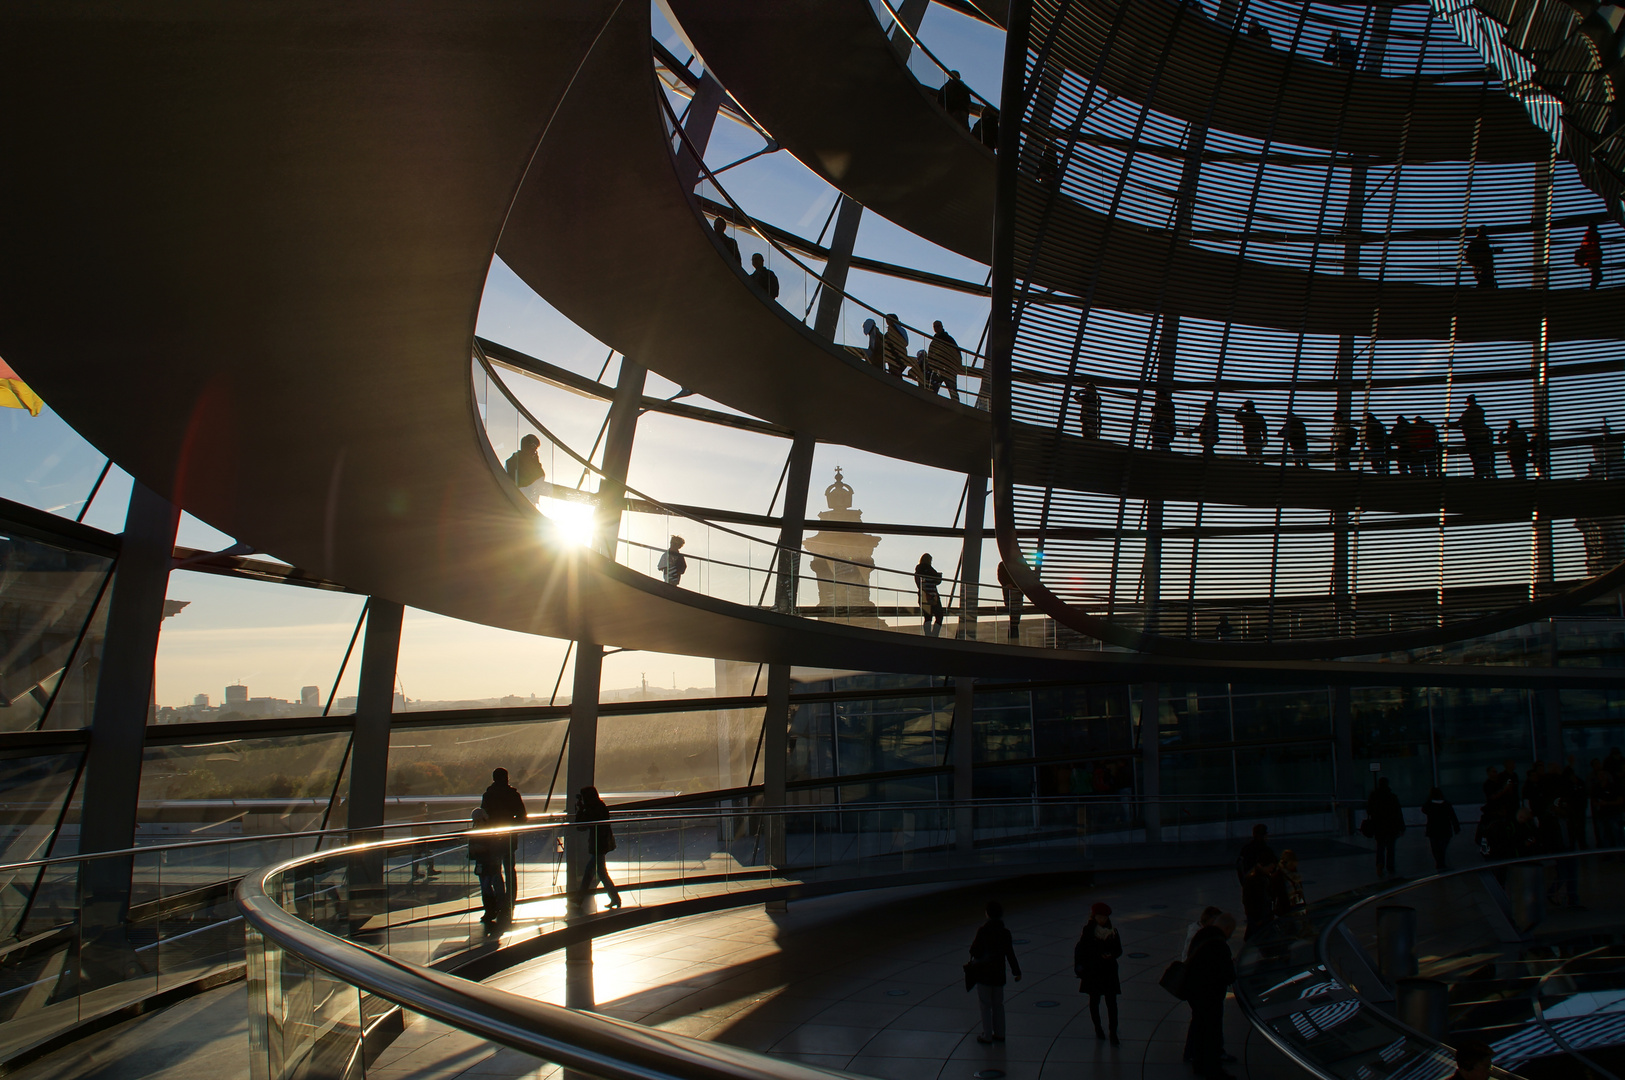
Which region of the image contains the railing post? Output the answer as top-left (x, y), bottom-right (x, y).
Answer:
top-left (958, 478), bottom-right (985, 639)
top-left (78, 481), bottom-right (178, 989)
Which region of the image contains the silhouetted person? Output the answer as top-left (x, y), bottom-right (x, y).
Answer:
top-left (1576, 223), bottom-right (1603, 289)
top-left (1366, 776), bottom-right (1404, 879)
top-left (574, 785), bottom-right (620, 909)
top-left (1149, 390), bottom-right (1176, 451)
top-left (1234, 400), bottom-right (1267, 459)
top-left (1413, 415), bottom-right (1441, 477)
top-left (911, 348), bottom-right (929, 387)
top-left (938, 70), bottom-right (972, 126)
top-left (1501, 418), bottom-right (1531, 479)
top-left (1235, 823), bottom-right (1274, 884)
top-left (481, 767), bottom-right (527, 917)
top-left (1246, 17), bottom-right (1273, 48)
top-left (1362, 412), bottom-right (1390, 473)
top-left (1185, 913), bottom-right (1236, 1080)
top-left (1242, 855), bottom-right (1287, 940)
top-left (883, 314), bottom-right (909, 377)
top-left (748, 252), bottom-right (779, 300)
top-left (1076, 381), bottom-right (1102, 439)
top-left (1190, 401), bottom-right (1219, 455)
top-left (505, 433), bottom-right (546, 504)
top-left (972, 105), bottom-right (999, 150)
top-left (861, 317), bottom-right (884, 368)
top-left (1331, 409), bottom-right (1356, 470)
top-left (969, 900), bottom-right (1021, 1043)
top-left (1323, 30), bottom-right (1358, 69)
top-left (1421, 787), bottom-right (1460, 870)
top-left (468, 807), bottom-right (507, 931)
top-left (997, 560), bottom-right (1022, 638)
top-left (1280, 411), bottom-right (1308, 465)
top-left (1214, 613), bottom-right (1234, 639)
top-left (1465, 225), bottom-right (1497, 288)
top-left (1451, 394), bottom-right (1496, 477)
top-left (927, 321), bottom-right (963, 396)
top-left (915, 553), bottom-right (944, 635)
top-left (657, 536), bottom-right (687, 585)
top-left (1449, 1040), bottom-right (1493, 1080)
top-left (1390, 415), bottom-right (1413, 475)
top-left (712, 216), bottom-right (740, 265)
top-left (1074, 902), bottom-right (1122, 1045)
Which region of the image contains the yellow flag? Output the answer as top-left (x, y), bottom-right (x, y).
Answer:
top-left (0, 359), bottom-right (42, 416)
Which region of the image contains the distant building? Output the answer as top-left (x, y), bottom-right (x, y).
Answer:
top-left (193, 693), bottom-right (209, 707)
top-left (225, 684), bottom-right (248, 705)
top-left (301, 685), bottom-right (320, 707)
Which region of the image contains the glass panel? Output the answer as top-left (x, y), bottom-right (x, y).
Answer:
top-left (1350, 686), bottom-right (1436, 806)
top-left (0, 532), bottom-right (113, 734)
top-left (594, 706), bottom-right (764, 800)
top-left (0, 753), bottom-right (83, 923)
top-left (136, 732), bottom-right (352, 842)
top-left (388, 717), bottom-right (568, 818)
top-left (1432, 686), bottom-right (1534, 808)
top-left (152, 570), bottom-right (366, 723)
top-left (396, 607), bottom-right (573, 711)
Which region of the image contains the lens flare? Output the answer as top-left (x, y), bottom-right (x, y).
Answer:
top-left (538, 497), bottom-right (596, 548)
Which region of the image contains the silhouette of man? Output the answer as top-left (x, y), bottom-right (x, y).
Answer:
top-left (1323, 30), bottom-right (1358, 69)
top-left (1465, 225), bottom-right (1497, 288)
top-left (1362, 412), bottom-right (1390, 474)
top-left (883, 315), bottom-right (909, 378)
top-left (972, 105), bottom-right (999, 150)
top-left (1501, 418), bottom-right (1531, 480)
top-left (915, 553), bottom-right (944, 636)
top-left (657, 536), bottom-right (687, 585)
top-left (1451, 394), bottom-right (1496, 478)
top-left (481, 768), bottom-right (527, 918)
top-left (927, 321), bottom-right (963, 396)
top-left (1149, 390), bottom-right (1177, 451)
top-left (1575, 224), bottom-right (1603, 290)
top-left (505, 434), bottom-right (545, 504)
top-left (1189, 401), bottom-right (1220, 455)
top-left (748, 252), bottom-right (780, 300)
top-left (1234, 401), bottom-right (1267, 459)
top-left (1280, 412), bottom-right (1309, 465)
top-left (712, 216), bottom-right (740, 265)
top-left (1075, 381), bottom-right (1102, 439)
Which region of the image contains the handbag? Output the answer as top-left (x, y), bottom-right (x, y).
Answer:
top-left (1159, 959), bottom-right (1189, 1000)
top-left (963, 960), bottom-right (979, 992)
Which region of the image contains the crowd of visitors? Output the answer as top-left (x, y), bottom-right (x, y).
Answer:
top-left (860, 313), bottom-right (965, 399)
top-left (1474, 751), bottom-right (1624, 904)
top-left (1068, 383), bottom-right (1590, 481)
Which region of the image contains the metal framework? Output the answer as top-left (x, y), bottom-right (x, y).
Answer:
top-left (991, 0), bottom-right (1625, 658)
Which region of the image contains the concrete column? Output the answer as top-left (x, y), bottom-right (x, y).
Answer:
top-left (344, 598), bottom-right (405, 833)
top-left (674, 71), bottom-right (725, 194)
top-left (958, 478), bottom-right (986, 639)
top-left (77, 482), bottom-right (178, 990)
top-left (762, 663), bottom-right (791, 867)
top-left (813, 198), bottom-right (864, 341)
top-left (1140, 683), bottom-right (1161, 840)
top-left (774, 433), bottom-right (816, 613)
top-left (595, 359), bottom-right (646, 554)
top-left (952, 677), bottom-right (976, 852)
top-left (564, 642), bottom-right (602, 1008)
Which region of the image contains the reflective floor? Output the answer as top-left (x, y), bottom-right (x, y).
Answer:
top-left (13, 834), bottom-right (1428, 1080)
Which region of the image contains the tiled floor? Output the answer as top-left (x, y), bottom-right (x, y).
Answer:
top-left (368, 835), bottom-right (1398, 1080)
top-left (13, 831), bottom-right (1425, 1080)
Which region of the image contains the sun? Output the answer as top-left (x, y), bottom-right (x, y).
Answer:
top-left (537, 496), bottom-right (597, 548)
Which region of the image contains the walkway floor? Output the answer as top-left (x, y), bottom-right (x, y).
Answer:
top-left (12, 832), bottom-right (1435, 1080)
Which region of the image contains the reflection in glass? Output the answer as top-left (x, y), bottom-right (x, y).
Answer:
top-left (0, 532), bottom-right (113, 734)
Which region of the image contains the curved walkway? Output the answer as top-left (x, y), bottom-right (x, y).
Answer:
top-left (665, 0), bottom-right (1625, 343)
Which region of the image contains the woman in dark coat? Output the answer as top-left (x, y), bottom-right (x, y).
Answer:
top-left (1074, 901), bottom-right (1123, 1045)
top-left (575, 786), bottom-right (621, 909)
top-left (1421, 787), bottom-right (1461, 870)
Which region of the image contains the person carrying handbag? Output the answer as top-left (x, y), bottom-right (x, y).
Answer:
top-left (1074, 902), bottom-right (1122, 1045)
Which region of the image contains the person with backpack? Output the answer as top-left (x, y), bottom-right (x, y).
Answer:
top-left (657, 535), bottom-right (687, 586)
top-left (968, 900), bottom-right (1021, 1044)
top-left (468, 807), bottom-right (508, 930)
top-left (574, 786), bottom-right (621, 909)
top-left (1074, 902), bottom-right (1122, 1045)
